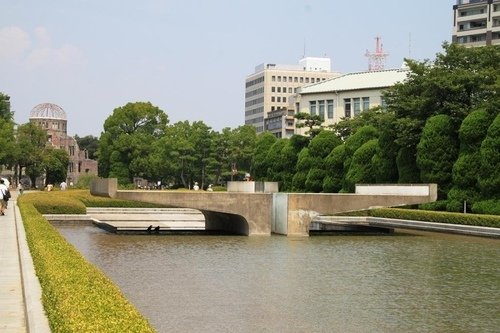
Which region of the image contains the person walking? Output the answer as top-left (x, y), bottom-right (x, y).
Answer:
top-left (0, 179), bottom-right (8, 215)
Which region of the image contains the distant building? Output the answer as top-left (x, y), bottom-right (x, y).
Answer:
top-left (245, 57), bottom-right (340, 137)
top-left (29, 103), bottom-right (98, 185)
top-left (294, 68), bottom-right (409, 136)
top-left (452, 0), bottom-right (500, 47)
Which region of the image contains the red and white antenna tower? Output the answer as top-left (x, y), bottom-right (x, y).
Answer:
top-left (365, 36), bottom-right (388, 71)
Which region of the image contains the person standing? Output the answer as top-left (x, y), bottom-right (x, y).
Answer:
top-left (60, 181), bottom-right (67, 190)
top-left (0, 179), bottom-right (8, 215)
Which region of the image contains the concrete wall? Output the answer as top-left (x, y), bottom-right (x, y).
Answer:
top-left (90, 178), bottom-right (117, 198)
top-left (112, 191), bottom-right (273, 236)
top-left (356, 184), bottom-right (437, 199)
top-left (284, 184), bottom-right (438, 236)
top-left (227, 181), bottom-right (279, 193)
top-left (90, 179), bottom-right (437, 237)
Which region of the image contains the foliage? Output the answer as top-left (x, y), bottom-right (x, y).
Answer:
top-left (251, 131), bottom-right (276, 180)
top-left (0, 92), bottom-right (13, 121)
top-left (295, 112), bottom-right (324, 138)
top-left (75, 174), bottom-right (100, 189)
top-left (416, 115), bottom-right (458, 198)
top-left (322, 144), bottom-right (346, 193)
top-left (472, 200), bottom-right (500, 215)
top-left (16, 122), bottom-right (48, 187)
top-left (343, 139), bottom-right (378, 192)
top-left (43, 148), bottom-right (69, 185)
top-left (97, 101), bottom-right (169, 184)
top-left (396, 146), bottom-right (420, 183)
top-left (478, 113), bottom-right (500, 199)
top-left (18, 193), bottom-right (155, 332)
top-left (74, 134), bottom-right (99, 159)
top-left (371, 207), bottom-right (500, 228)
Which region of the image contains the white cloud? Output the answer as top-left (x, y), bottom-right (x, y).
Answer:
top-left (0, 26), bottom-right (85, 70)
top-left (0, 26), bottom-right (31, 59)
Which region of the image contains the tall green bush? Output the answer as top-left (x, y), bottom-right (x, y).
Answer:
top-left (478, 113), bottom-right (500, 199)
top-left (417, 114), bottom-right (458, 198)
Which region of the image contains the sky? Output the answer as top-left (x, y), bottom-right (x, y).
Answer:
top-left (0, 0), bottom-right (453, 137)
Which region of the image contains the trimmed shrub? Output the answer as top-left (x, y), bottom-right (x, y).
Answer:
top-left (472, 200), bottom-right (500, 215)
top-left (18, 194), bottom-right (155, 332)
top-left (372, 207), bottom-right (500, 228)
top-left (343, 139), bottom-right (378, 192)
top-left (418, 200), bottom-right (449, 211)
top-left (478, 113), bottom-right (500, 199)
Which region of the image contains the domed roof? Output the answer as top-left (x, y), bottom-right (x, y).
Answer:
top-left (29, 103), bottom-right (67, 120)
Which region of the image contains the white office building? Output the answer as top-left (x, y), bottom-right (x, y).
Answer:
top-left (245, 57), bottom-right (340, 137)
top-left (294, 68), bottom-right (409, 136)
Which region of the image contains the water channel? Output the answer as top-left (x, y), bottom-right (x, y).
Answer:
top-left (56, 225), bottom-right (500, 333)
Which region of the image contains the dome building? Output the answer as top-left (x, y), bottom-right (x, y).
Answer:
top-left (29, 103), bottom-right (97, 186)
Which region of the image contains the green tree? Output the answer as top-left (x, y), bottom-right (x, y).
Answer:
top-left (97, 102), bottom-right (168, 185)
top-left (323, 144), bottom-right (346, 193)
top-left (74, 134), bottom-right (99, 159)
top-left (295, 112), bottom-right (324, 138)
top-left (251, 132), bottom-right (277, 180)
top-left (447, 109), bottom-right (493, 211)
top-left (384, 44), bottom-right (500, 182)
top-left (478, 113), bottom-right (500, 199)
top-left (15, 123), bottom-right (48, 187)
top-left (343, 139), bottom-right (379, 192)
top-left (43, 148), bottom-right (69, 185)
top-left (342, 125), bottom-right (378, 191)
top-left (0, 92), bottom-right (13, 121)
top-left (416, 115), bottom-right (459, 199)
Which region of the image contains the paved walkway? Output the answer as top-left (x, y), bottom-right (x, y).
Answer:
top-left (0, 191), bottom-right (50, 332)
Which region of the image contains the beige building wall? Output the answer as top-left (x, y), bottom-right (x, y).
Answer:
top-left (452, 0), bottom-right (500, 46)
top-left (294, 89), bottom-right (385, 136)
top-left (245, 58), bottom-right (340, 136)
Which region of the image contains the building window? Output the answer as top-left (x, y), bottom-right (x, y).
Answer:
top-left (318, 100), bottom-right (325, 120)
top-left (310, 101), bottom-right (317, 116)
top-left (288, 76), bottom-right (292, 82)
top-left (353, 98), bottom-right (361, 115)
top-left (271, 96), bottom-right (275, 102)
top-left (344, 99), bottom-right (351, 118)
top-left (278, 76), bottom-right (281, 82)
top-left (271, 87), bottom-right (275, 92)
top-left (277, 87), bottom-right (281, 93)
top-left (294, 77), bottom-right (298, 83)
top-left (288, 87), bottom-right (293, 93)
top-left (305, 78), bottom-right (309, 83)
top-left (283, 97), bottom-right (287, 103)
top-left (277, 97), bottom-right (281, 102)
top-left (327, 100), bottom-right (334, 119)
top-left (69, 162), bottom-right (74, 173)
top-left (69, 146), bottom-right (75, 156)
top-left (362, 97), bottom-right (370, 111)
top-left (272, 76), bottom-right (276, 82)
top-left (283, 76), bottom-right (287, 82)
top-left (300, 77), bottom-right (304, 83)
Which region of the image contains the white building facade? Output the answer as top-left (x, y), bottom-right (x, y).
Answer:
top-left (294, 69), bottom-right (409, 135)
top-left (245, 57), bottom-right (340, 137)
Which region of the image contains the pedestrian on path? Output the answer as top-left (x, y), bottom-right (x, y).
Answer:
top-left (0, 179), bottom-right (8, 215)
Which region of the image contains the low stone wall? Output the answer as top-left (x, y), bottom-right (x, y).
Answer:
top-left (90, 178), bottom-right (117, 198)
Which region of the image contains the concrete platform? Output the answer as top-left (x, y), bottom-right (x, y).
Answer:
top-left (312, 216), bottom-right (500, 238)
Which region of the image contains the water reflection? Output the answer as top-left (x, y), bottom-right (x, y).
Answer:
top-left (57, 226), bottom-right (500, 333)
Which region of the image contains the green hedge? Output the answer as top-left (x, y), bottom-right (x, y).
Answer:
top-left (371, 208), bottom-right (500, 228)
top-left (24, 189), bottom-right (168, 214)
top-left (18, 193), bottom-right (156, 332)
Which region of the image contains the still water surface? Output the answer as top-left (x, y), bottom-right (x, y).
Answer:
top-left (56, 226), bottom-right (500, 333)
